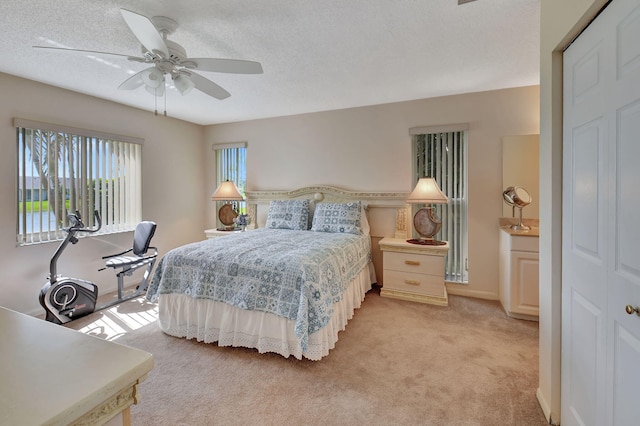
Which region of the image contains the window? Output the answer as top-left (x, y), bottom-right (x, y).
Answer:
top-left (411, 124), bottom-right (468, 283)
top-left (213, 142), bottom-right (247, 226)
top-left (16, 118), bottom-right (143, 245)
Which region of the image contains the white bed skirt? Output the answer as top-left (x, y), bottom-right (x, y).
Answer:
top-left (157, 262), bottom-right (376, 360)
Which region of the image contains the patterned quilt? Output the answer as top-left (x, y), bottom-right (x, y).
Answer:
top-left (146, 228), bottom-right (372, 350)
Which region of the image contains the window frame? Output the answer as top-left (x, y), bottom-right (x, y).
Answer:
top-left (410, 124), bottom-right (469, 283)
top-left (15, 118), bottom-right (143, 246)
top-left (213, 142), bottom-right (247, 228)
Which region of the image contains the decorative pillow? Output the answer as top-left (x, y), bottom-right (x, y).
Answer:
top-left (265, 199), bottom-right (310, 230)
top-left (311, 202), bottom-right (362, 234)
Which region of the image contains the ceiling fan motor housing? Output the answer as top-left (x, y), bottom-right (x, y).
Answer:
top-left (151, 16), bottom-right (178, 36)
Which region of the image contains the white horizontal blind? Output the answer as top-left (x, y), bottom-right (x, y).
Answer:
top-left (17, 122), bottom-right (142, 245)
top-left (214, 143), bottom-right (247, 225)
top-left (413, 128), bottom-right (469, 283)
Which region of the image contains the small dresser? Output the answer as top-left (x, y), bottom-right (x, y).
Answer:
top-left (379, 238), bottom-right (449, 306)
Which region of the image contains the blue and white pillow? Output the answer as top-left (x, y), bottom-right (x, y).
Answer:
top-left (311, 202), bottom-right (362, 234)
top-left (266, 199), bottom-right (310, 230)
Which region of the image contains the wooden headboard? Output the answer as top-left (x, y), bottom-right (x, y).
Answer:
top-left (245, 185), bottom-right (410, 239)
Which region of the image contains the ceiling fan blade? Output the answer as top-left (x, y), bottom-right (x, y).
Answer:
top-left (186, 58), bottom-right (263, 74)
top-left (120, 9), bottom-right (169, 58)
top-left (33, 46), bottom-right (146, 62)
top-left (188, 72), bottom-right (231, 100)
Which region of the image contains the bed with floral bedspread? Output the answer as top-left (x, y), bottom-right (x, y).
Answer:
top-left (146, 200), bottom-right (376, 360)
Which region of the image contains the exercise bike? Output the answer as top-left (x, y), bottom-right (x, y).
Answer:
top-left (39, 210), bottom-right (158, 325)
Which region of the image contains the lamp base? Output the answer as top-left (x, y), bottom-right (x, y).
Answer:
top-left (413, 207), bottom-right (442, 240)
top-left (218, 203), bottom-right (239, 230)
top-left (406, 238), bottom-right (447, 246)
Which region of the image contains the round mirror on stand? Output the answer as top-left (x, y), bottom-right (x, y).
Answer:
top-left (502, 186), bottom-right (532, 231)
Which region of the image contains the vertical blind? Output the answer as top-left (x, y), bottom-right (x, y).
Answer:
top-left (16, 119), bottom-right (143, 245)
top-left (412, 126), bottom-right (469, 283)
top-left (214, 143), bottom-right (247, 223)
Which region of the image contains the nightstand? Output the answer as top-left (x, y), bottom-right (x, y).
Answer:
top-left (204, 228), bottom-right (243, 239)
top-left (379, 238), bottom-right (449, 306)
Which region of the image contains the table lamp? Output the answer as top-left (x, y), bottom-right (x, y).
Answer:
top-left (211, 180), bottom-right (244, 231)
top-left (406, 177), bottom-right (448, 245)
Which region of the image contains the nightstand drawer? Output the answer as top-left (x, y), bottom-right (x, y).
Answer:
top-left (383, 251), bottom-right (444, 275)
top-left (383, 270), bottom-right (445, 297)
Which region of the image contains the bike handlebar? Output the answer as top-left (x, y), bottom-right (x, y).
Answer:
top-left (66, 210), bottom-right (102, 233)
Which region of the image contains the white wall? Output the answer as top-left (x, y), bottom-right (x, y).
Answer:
top-left (501, 134), bottom-right (540, 219)
top-left (538, 0), bottom-right (609, 423)
top-left (204, 86), bottom-right (540, 300)
top-left (0, 73), bottom-right (206, 315)
top-left (0, 72), bottom-right (540, 317)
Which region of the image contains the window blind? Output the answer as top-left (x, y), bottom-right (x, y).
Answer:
top-left (213, 143), bottom-right (247, 224)
top-left (413, 128), bottom-right (469, 283)
top-left (17, 122), bottom-right (142, 245)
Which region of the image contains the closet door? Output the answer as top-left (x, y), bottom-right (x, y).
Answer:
top-left (563, 0), bottom-right (640, 425)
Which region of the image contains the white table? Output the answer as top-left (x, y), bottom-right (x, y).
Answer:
top-left (0, 307), bottom-right (153, 426)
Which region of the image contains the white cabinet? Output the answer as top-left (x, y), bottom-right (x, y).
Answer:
top-left (499, 228), bottom-right (539, 320)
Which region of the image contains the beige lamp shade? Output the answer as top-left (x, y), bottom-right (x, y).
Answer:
top-left (211, 180), bottom-right (244, 201)
top-left (406, 177), bottom-right (448, 204)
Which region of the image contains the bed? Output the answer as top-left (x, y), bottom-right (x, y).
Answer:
top-left (146, 186), bottom-right (408, 360)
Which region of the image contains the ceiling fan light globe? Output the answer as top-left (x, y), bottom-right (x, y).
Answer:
top-left (142, 67), bottom-right (164, 88)
top-left (145, 83), bottom-right (165, 97)
top-left (174, 75), bottom-right (195, 95)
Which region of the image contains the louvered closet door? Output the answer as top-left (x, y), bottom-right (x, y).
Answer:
top-left (562, 0), bottom-right (640, 425)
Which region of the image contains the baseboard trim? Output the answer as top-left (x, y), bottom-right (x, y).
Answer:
top-left (445, 285), bottom-right (499, 301)
top-left (536, 388), bottom-right (553, 424)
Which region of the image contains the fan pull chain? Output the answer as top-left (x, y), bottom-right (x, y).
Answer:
top-left (164, 85), bottom-right (167, 117)
top-left (154, 86), bottom-right (158, 116)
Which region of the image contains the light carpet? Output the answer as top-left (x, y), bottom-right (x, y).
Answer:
top-left (68, 288), bottom-right (548, 425)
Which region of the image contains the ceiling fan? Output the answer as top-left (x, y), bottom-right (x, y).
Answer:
top-left (34, 8), bottom-right (263, 102)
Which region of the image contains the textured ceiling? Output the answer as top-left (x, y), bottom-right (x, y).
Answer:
top-left (1, 0), bottom-right (540, 125)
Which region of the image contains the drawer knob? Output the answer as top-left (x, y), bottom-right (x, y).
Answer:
top-left (405, 260), bottom-right (421, 266)
top-left (404, 280), bottom-right (421, 286)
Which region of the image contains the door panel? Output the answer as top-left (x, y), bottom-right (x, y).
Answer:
top-left (571, 119), bottom-right (607, 263)
top-left (607, 5), bottom-right (640, 422)
top-left (615, 101), bottom-right (640, 278)
top-left (563, 34), bottom-right (609, 424)
top-left (515, 253), bottom-right (539, 310)
top-left (566, 290), bottom-right (603, 426)
top-left (611, 323), bottom-right (640, 425)
top-left (563, 0), bottom-right (640, 425)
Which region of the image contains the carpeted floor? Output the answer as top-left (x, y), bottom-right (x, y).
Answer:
top-left (69, 288), bottom-right (548, 425)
